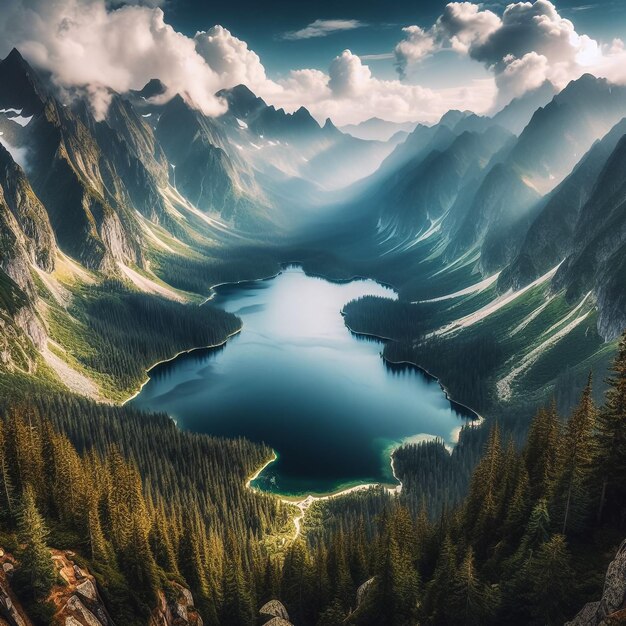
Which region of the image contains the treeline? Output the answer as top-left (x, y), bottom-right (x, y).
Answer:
top-left (274, 334), bottom-right (626, 625)
top-left (151, 247), bottom-right (280, 296)
top-left (343, 296), bottom-right (435, 341)
top-left (51, 280), bottom-right (241, 397)
top-left (343, 296), bottom-right (504, 413)
top-left (384, 334), bottom-right (504, 414)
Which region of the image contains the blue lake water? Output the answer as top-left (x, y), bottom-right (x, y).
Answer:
top-left (131, 266), bottom-right (472, 497)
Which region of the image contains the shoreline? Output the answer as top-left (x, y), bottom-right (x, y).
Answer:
top-left (382, 356), bottom-right (484, 425)
top-left (342, 319), bottom-right (483, 423)
top-left (121, 327), bottom-right (243, 405)
top-left (246, 444), bottom-right (404, 541)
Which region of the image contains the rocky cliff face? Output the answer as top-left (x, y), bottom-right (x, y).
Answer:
top-left (507, 74), bottom-right (626, 194)
top-left (500, 117), bottom-right (626, 293)
top-left (567, 538), bottom-right (626, 625)
top-left (0, 51), bottom-right (144, 270)
top-left (156, 94), bottom-right (259, 224)
top-left (552, 134), bottom-right (626, 341)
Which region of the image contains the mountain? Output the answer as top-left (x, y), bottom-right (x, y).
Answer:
top-left (340, 117), bottom-right (418, 142)
top-left (501, 117), bottom-right (626, 292)
top-left (553, 133), bottom-right (626, 340)
top-left (216, 84), bottom-right (399, 191)
top-left (156, 93), bottom-right (267, 226)
top-left (372, 125), bottom-right (514, 238)
top-left (491, 81), bottom-right (557, 135)
top-left (439, 74), bottom-right (626, 271)
top-left (507, 74), bottom-right (626, 194)
top-left (219, 84), bottom-right (321, 141)
top-left (449, 161), bottom-right (542, 271)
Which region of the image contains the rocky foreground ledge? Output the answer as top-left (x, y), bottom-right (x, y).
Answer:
top-left (0, 546), bottom-right (202, 626)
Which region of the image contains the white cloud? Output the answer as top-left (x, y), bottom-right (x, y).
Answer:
top-left (435, 2), bottom-right (502, 55)
top-left (394, 0), bottom-right (626, 107)
top-left (262, 50), bottom-right (496, 126)
top-left (282, 19), bottom-right (365, 41)
top-left (394, 26), bottom-right (436, 78)
top-left (0, 0), bottom-right (496, 125)
top-left (0, 0), bottom-right (230, 119)
top-left (328, 50), bottom-right (372, 97)
top-left (194, 26), bottom-right (268, 92)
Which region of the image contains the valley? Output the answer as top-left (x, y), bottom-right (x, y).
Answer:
top-left (0, 9), bottom-right (625, 623)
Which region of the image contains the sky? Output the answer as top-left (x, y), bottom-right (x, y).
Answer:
top-left (1, 0), bottom-right (626, 125)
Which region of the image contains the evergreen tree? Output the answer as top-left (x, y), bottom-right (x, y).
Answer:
top-left (595, 334), bottom-right (626, 525)
top-left (526, 535), bottom-right (574, 625)
top-left (0, 419), bottom-right (15, 521)
top-left (551, 374), bottom-right (596, 535)
top-left (525, 402), bottom-right (560, 502)
top-left (17, 484), bottom-right (56, 598)
top-left (423, 534), bottom-right (457, 624)
top-left (464, 424), bottom-right (503, 549)
top-left (448, 548), bottom-right (498, 626)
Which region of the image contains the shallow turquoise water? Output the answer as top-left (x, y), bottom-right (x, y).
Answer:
top-left (131, 266), bottom-right (472, 497)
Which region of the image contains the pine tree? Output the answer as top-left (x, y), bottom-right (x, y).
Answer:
top-left (526, 534), bottom-right (574, 625)
top-left (552, 374), bottom-right (596, 535)
top-left (448, 548), bottom-right (498, 626)
top-left (525, 402), bottom-right (560, 502)
top-left (17, 484), bottom-right (56, 598)
top-left (595, 334), bottom-right (626, 525)
top-left (0, 420), bottom-right (15, 521)
top-left (221, 533), bottom-right (255, 626)
top-left (87, 502), bottom-right (110, 563)
top-left (465, 424), bottom-right (503, 549)
top-left (423, 534), bottom-right (457, 624)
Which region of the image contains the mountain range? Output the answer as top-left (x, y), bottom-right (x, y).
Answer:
top-left (0, 45), bottom-right (625, 408)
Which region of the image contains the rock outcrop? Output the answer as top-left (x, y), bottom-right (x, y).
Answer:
top-left (567, 538), bottom-right (626, 625)
top-left (49, 550), bottom-right (115, 626)
top-left (150, 582), bottom-right (203, 626)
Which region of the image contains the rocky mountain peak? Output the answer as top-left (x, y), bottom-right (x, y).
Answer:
top-left (0, 48), bottom-right (49, 115)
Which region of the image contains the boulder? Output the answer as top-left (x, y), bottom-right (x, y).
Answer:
top-left (76, 580), bottom-right (97, 602)
top-left (259, 600), bottom-right (289, 621)
top-left (0, 583), bottom-right (27, 626)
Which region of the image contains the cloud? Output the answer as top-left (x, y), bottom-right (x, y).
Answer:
top-left (393, 0), bottom-right (626, 107)
top-left (0, 0), bottom-right (496, 125)
top-left (194, 26), bottom-right (268, 91)
top-left (0, 0), bottom-right (233, 119)
top-left (106, 0), bottom-right (165, 6)
top-left (394, 26), bottom-right (436, 78)
top-left (359, 52), bottom-right (394, 61)
top-left (263, 50), bottom-right (496, 126)
top-left (282, 19), bottom-right (365, 41)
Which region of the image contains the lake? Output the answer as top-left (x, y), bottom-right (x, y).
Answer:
top-left (131, 266), bottom-right (473, 497)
